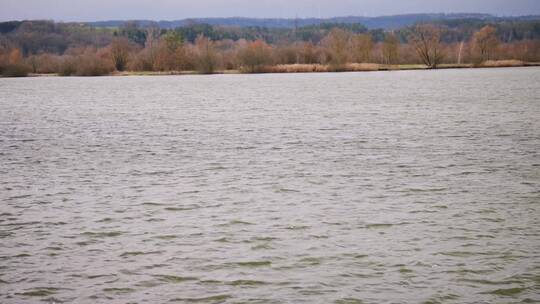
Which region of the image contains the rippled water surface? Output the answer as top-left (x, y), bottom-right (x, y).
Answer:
top-left (1, 68), bottom-right (540, 304)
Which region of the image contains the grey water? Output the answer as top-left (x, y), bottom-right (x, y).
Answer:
top-left (1, 67), bottom-right (539, 304)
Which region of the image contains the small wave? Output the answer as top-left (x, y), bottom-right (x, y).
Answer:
top-left (285, 225), bottom-right (310, 230)
top-left (236, 261), bottom-right (272, 267)
top-left (103, 287), bottom-right (135, 294)
top-left (17, 287), bottom-right (63, 297)
top-left (250, 236), bottom-right (278, 242)
top-left (165, 204), bottom-right (201, 211)
top-left (298, 257), bottom-right (323, 266)
top-left (120, 251), bottom-right (162, 257)
top-left (6, 194), bottom-right (32, 200)
top-left (170, 294), bottom-right (232, 302)
top-left (154, 235), bottom-right (179, 240)
top-left (141, 202), bottom-right (168, 206)
top-left (399, 268), bottom-right (413, 274)
top-left (86, 274), bottom-right (116, 279)
top-left (155, 274), bottom-right (198, 283)
top-left (481, 287), bottom-right (526, 296)
top-left (251, 243), bottom-right (273, 250)
top-left (227, 280), bottom-right (268, 286)
top-left (220, 220), bottom-right (254, 226)
top-left (461, 278), bottom-right (523, 286)
top-left (274, 188), bottom-right (300, 193)
top-left (334, 298), bottom-right (364, 304)
top-left (81, 231), bottom-right (123, 238)
top-left (364, 223), bottom-right (394, 229)
top-left (437, 251), bottom-right (495, 257)
top-left (96, 217), bottom-right (114, 223)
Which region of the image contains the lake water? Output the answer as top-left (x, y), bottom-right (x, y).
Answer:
top-left (1, 68), bottom-right (539, 304)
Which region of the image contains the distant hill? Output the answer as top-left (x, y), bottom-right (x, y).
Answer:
top-left (87, 13), bottom-right (540, 30)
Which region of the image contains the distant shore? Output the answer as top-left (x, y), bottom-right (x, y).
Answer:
top-left (22, 60), bottom-right (539, 78)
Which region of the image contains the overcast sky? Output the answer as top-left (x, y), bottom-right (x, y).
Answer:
top-left (2, 0), bottom-right (540, 21)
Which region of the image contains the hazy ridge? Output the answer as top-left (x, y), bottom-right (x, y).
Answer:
top-left (86, 13), bottom-right (540, 30)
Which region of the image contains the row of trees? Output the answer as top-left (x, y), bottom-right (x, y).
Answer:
top-left (1, 24), bottom-right (539, 76)
top-left (3, 18), bottom-right (540, 54)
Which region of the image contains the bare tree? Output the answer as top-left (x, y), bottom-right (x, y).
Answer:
top-left (110, 37), bottom-right (132, 71)
top-left (322, 28), bottom-right (350, 69)
top-left (473, 25), bottom-right (499, 62)
top-left (410, 24), bottom-right (445, 68)
top-left (237, 40), bottom-right (273, 73)
top-left (298, 42), bottom-right (320, 64)
top-left (382, 33), bottom-right (399, 65)
top-left (155, 31), bottom-right (185, 71)
top-left (195, 35), bottom-right (219, 74)
top-left (351, 33), bottom-right (374, 63)
top-left (144, 27), bottom-right (160, 70)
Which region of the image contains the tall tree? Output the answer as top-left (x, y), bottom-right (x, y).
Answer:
top-left (382, 33), bottom-right (399, 65)
top-left (237, 40), bottom-right (273, 73)
top-left (322, 28), bottom-right (350, 68)
top-left (195, 35), bottom-right (218, 74)
top-left (473, 25), bottom-right (499, 62)
top-left (155, 31), bottom-right (185, 71)
top-left (351, 33), bottom-right (373, 63)
top-left (110, 37), bottom-right (132, 71)
top-left (410, 24), bottom-right (445, 68)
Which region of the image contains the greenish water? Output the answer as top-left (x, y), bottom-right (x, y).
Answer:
top-left (0, 68), bottom-right (539, 303)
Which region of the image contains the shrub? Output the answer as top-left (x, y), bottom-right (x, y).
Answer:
top-left (57, 56), bottom-right (77, 76)
top-left (34, 54), bottom-right (61, 74)
top-left (344, 63), bottom-right (380, 72)
top-left (1, 63), bottom-right (30, 77)
top-left (75, 50), bottom-right (114, 76)
top-left (194, 35), bottom-right (219, 74)
top-left (480, 60), bottom-right (524, 68)
top-left (237, 40), bottom-right (273, 73)
top-left (0, 48), bottom-right (30, 77)
top-left (262, 64), bottom-right (328, 73)
top-left (110, 37), bottom-right (133, 71)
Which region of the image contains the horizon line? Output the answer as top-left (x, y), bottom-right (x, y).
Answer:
top-left (2, 12), bottom-right (540, 23)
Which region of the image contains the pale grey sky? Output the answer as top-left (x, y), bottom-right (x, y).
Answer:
top-left (1, 0), bottom-right (539, 21)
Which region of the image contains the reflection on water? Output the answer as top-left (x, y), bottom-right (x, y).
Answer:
top-left (1, 68), bottom-right (539, 304)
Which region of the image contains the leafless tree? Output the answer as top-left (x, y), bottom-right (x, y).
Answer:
top-left (473, 25), bottom-right (499, 62)
top-left (382, 33), bottom-right (399, 65)
top-left (410, 24), bottom-right (445, 68)
top-left (237, 40), bottom-right (273, 73)
top-left (351, 33), bottom-right (374, 63)
top-left (321, 28), bottom-right (350, 68)
top-left (110, 37), bottom-right (132, 71)
top-left (195, 35), bottom-right (219, 74)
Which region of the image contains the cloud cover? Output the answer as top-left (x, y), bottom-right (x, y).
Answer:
top-left (1, 0), bottom-right (539, 21)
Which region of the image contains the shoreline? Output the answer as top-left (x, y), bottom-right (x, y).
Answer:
top-left (16, 61), bottom-right (540, 78)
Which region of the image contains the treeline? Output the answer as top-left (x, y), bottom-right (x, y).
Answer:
top-left (2, 18), bottom-right (540, 53)
top-left (1, 19), bottom-right (539, 77)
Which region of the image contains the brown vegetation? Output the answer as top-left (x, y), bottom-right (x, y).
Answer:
top-left (194, 35), bottom-right (219, 74)
top-left (237, 40), bottom-right (273, 73)
top-left (1, 21), bottom-right (539, 77)
top-left (473, 26), bottom-right (499, 62)
top-left (350, 33), bottom-right (373, 63)
top-left (110, 37), bottom-right (132, 71)
top-left (382, 33), bottom-right (399, 65)
top-left (0, 48), bottom-right (31, 77)
top-left (480, 60), bottom-right (524, 68)
top-left (322, 28), bottom-right (350, 69)
top-left (410, 24), bottom-right (445, 68)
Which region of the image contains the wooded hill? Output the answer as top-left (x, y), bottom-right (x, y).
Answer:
top-left (85, 14), bottom-right (538, 30)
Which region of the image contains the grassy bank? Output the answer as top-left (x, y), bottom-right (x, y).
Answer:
top-left (18, 60), bottom-right (539, 78)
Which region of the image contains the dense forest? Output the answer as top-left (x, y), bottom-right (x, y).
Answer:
top-left (0, 15), bottom-right (539, 76)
